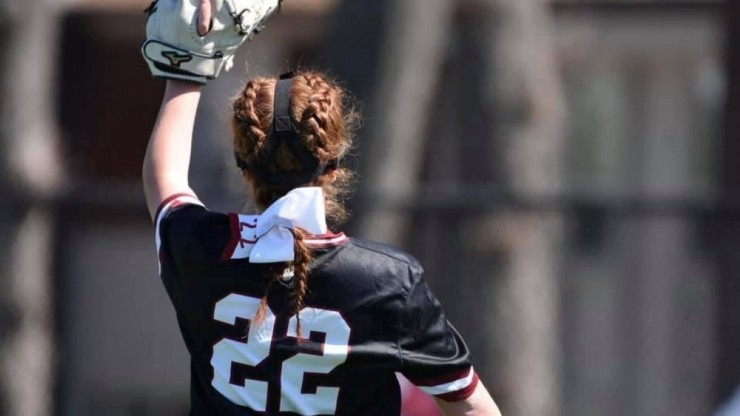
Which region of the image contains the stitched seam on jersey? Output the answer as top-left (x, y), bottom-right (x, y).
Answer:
top-left (349, 240), bottom-right (417, 267)
top-left (398, 264), bottom-right (421, 368)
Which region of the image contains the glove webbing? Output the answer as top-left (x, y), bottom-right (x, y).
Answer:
top-left (225, 0), bottom-right (283, 35)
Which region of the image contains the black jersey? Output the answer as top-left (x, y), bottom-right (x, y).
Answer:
top-left (155, 194), bottom-right (479, 416)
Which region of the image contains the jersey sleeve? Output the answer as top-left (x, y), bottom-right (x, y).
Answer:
top-left (154, 193), bottom-right (238, 278)
top-left (398, 267), bottom-right (479, 402)
top-left (155, 193), bottom-right (206, 273)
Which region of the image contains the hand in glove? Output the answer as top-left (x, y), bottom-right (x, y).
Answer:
top-left (142, 0), bottom-right (281, 84)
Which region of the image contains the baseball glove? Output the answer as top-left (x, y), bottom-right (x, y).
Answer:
top-left (142, 0), bottom-right (281, 84)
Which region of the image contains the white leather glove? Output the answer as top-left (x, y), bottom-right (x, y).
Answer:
top-left (141, 0), bottom-right (281, 84)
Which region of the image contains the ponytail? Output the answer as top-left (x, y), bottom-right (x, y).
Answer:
top-left (253, 228), bottom-right (313, 337)
top-left (234, 70), bottom-right (359, 336)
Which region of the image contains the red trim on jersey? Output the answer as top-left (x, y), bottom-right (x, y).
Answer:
top-left (221, 213), bottom-right (242, 262)
top-left (155, 193), bottom-right (196, 221)
top-left (308, 231), bottom-right (343, 239)
top-left (408, 367), bottom-right (472, 387)
top-left (435, 372), bottom-right (479, 402)
top-left (304, 232), bottom-right (349, 248)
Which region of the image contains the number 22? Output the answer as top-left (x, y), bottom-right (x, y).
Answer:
top-left (210, 294), bottom-right (351, 415)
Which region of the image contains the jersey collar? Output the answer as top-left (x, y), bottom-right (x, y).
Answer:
top-left (304, 232), bottom-right (349, 248)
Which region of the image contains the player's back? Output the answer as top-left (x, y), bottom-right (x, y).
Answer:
top-left (156, 199), bottom-right (478, 416)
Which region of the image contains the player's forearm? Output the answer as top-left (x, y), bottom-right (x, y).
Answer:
top-left (435, 383), bottom-right (503, 416)
top-left (143, 80), bottom-right (202, 219)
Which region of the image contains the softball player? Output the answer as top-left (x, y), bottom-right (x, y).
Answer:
top-left (142, 0), bottom-right (502, 414)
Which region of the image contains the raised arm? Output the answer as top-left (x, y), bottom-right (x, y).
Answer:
top-left (142, 0), bottom-right (212, 220)
top-left (141, 0), bottom-right (281, 219)
top-left (143, 81), bottom-right (202, 220)
top-left (435, 382), bottom-right (503, 416)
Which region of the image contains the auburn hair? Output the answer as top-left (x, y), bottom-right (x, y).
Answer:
top-left (232, 71), bottom-right (358, 331)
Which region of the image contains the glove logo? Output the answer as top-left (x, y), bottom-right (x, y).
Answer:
top-left (162, 51), bottom-right (193, 68)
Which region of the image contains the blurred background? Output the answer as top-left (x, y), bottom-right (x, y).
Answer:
top-left (0, 0), bottom-right (737, 415)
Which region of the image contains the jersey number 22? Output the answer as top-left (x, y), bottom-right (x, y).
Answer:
top-left (210, 294), bottom-right (351, 415)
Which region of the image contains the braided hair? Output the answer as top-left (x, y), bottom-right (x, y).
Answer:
top-left (232, 71), bottom-right (358, 333)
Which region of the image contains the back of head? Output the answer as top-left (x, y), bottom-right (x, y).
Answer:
top-left (231, 71), bottom-right (359, 329)
top-left (231, 71), bottom-right (358, 225)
